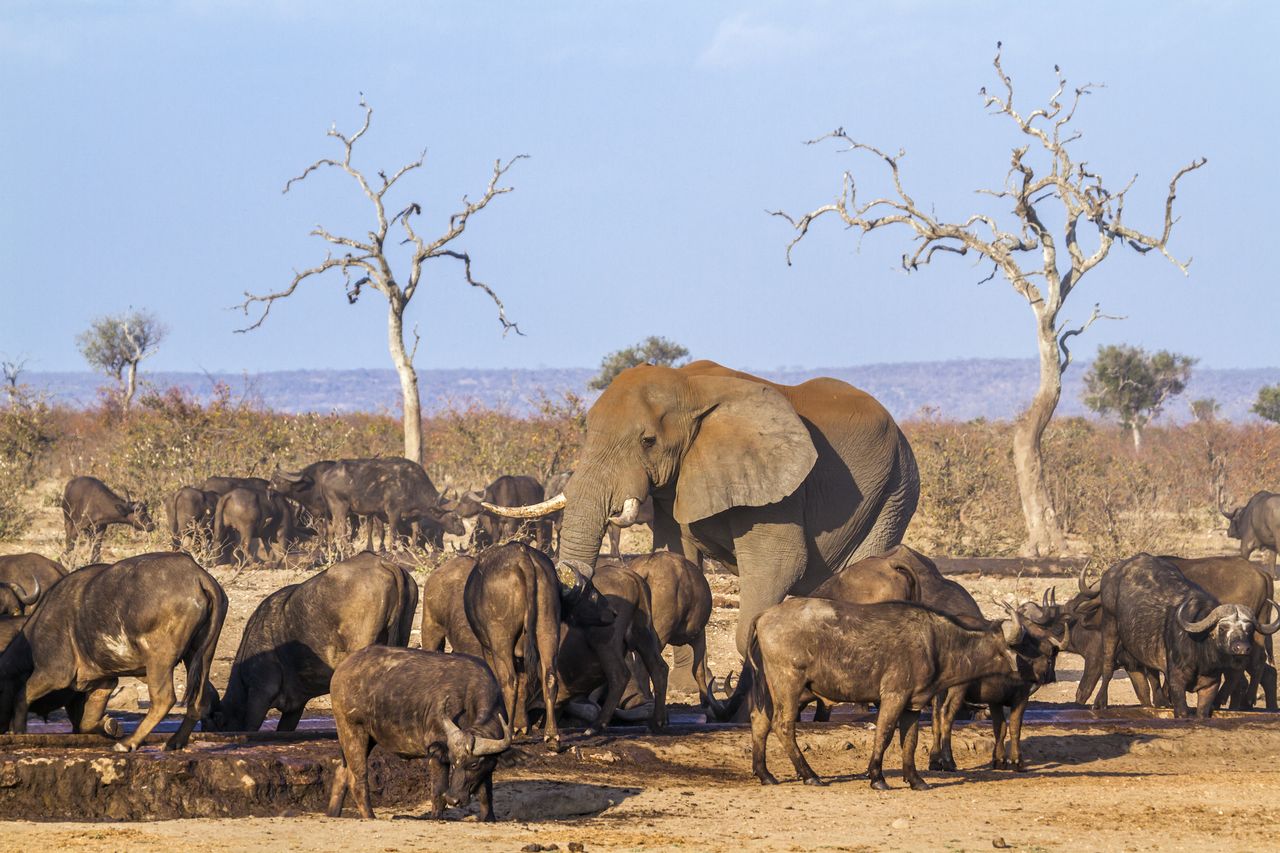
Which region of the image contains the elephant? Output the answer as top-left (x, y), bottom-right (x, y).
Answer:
top-left (485, 360), bottom-right (919, 658)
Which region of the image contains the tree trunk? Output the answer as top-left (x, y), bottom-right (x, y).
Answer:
top-left (1011, 319), bottom-right (1067, 557)
top-left (123, 361), bottom-right (138, 412)
top-left (1131, 423), bottom-right (1143, 453)
top-left (386, 300), bottom-right (423, 465)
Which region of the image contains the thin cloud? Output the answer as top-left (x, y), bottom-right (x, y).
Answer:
top-left (696, 12), bottom-right (825, 69)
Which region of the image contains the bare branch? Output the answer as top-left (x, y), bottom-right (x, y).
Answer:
top-left (235, 253), bottom-right (374, 332)
top-left (431, 249), bottom-right (524, 336)
top-left (1057, 303), bottom-right (1125, 372)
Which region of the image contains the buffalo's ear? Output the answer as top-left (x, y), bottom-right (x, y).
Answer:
top-left (427, 742), bottom-right (449, 763)
top-left (674, 375), bottom-right (817, 525)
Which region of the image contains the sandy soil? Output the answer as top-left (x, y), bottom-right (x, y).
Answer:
top-left (3, 484), bottom-right (1277, 850)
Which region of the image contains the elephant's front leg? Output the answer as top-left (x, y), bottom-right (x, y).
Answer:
top-left (728, 496), bottom-right (809, 658)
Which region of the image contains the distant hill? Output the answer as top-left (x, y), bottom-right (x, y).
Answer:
top-left (20, 360), bottom-right (1280, 422)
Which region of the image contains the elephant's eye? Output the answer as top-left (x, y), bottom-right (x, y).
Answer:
top-left (640, 435), bottom-right (656, 449)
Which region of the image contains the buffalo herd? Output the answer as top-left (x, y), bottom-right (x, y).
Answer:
top-left (0, 463), bottom-right (1275, 819)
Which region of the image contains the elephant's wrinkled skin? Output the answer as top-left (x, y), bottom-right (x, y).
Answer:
top-left (548, 361), bottom-right (919, 655)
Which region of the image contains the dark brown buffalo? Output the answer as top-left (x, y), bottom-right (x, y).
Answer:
top-left (207, 553), bottom-right (417, 732)
top-left (554, 562), bottom-right (668, 732)
top-left (811, 545), bottom-right (1065, 772)
top-left (200, 476), bottom-right (271, 496)
top-left (749, 598), bottom-right (1023, 789)
top-left (0, 552), bottom-right (226, 750)
top-left (463, 542), bottom-right (614, 747)
top-left (0, 553), bottom-right (64, 614)
top-left (1220, 490), bottom-right (1280, 573)
top-left (419, 555), bottom-right (483, 656)
top-left (167, 486), bottom-right (219, 550)
top-left (457, 475), bottom-right (551, 551)
top-left (274, 458), bottom-right (456, 551)
top-left (1094, 553), bottom-right (1280, 717)
top-left (60, 476), bottom-right (155, 561)
top-left (214, 486), bottom-right (293, 564)
top-left (625, 551), bottom-right (720, 714)
top-left (328, 646), bottom-right (510, 821)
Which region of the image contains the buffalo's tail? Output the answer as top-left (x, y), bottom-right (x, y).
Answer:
top-left (183, 576), bottom-right (228, 716)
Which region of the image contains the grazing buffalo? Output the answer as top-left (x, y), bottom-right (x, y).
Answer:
top-left (0, 553), bottom-right (65, 613)
top-left (625, 551), bottom-right (721, 715)
top-left (419, 555), bottom-right (483, 656)
top-left (213, 486), bottom-right (293, 564)
top-left (812, 545), bottom-right (1065, 772)
top-left (273, 458), bottom-right (457, 551)
top-left (0, 552), bottom-right (226, 751)
top-left (270, 461), bottom-right (339, 536)
top-left (554, 562), bottom-right (669, 733)
top-left (749, 597), bottom-right (1023, 789)
top-left (327, 646), bottom-right (511, 821)
top-left (207, 553), bottom-right (417, 732)
top-left (167, 486), bottom-right (219, 551)
top-left (1220, 490), bottom-right (1280, 573)
top-left (60, 476), bottom-right (155, 562)
top-left (1094, 553), bottom-right (1280, 717)
top-left (463, 542), bottom-right (614, 747)
top-left (457, 475), bottom-right (551, 551)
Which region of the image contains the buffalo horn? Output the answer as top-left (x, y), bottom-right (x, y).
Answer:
top-left (1077, 566), bottom-right (1100, 596)
top-left (441, 716), bottom-right (471, 757)
top-left (1001, 610), bottom-right (1025, 645)
top-left (1176, 600), bottom-right (1228, 634)
top-left (1050, 621), bottom-right (1070, 650)
top-left (274, 469), bottom-right (306, 484)
top-left (14, 577), bottom-right (39, 607)
top-left (1257, 600), bottom-right (1280, 635)
top-left (482, 493), bottom-right (567, 518)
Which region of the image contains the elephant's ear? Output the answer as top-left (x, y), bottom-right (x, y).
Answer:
top-left (674, 376), bottom-right (817, 524)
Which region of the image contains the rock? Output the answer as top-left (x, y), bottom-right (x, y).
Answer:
top-left (840, 741), bottom-right (854, 751)
top-left (891, 818), bottom-right (910, 829)
top-left (521, 845), bottom-right (543, 853)
top-left (992, 838), bottom-right (1012, 849)
top-left (568, 844), bottom-right (585, 853)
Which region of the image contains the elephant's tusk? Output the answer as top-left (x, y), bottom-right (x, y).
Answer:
top-left (481, 493), bottom-right (567, 518)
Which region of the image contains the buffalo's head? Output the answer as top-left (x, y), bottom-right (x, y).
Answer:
top-left (437, 714), bottom-right (510, 811)
top-left (127, 501), bottom-right (156, 533)
top-left (1177, 599), bottom-right (1280, 657)
top-left (0, 579), bottom-right (40, 617)
top-left (557, 559), bottom-right (616, 627)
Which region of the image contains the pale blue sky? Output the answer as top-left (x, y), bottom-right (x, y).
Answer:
top-left (1, 1), bottom-right (1275, 373)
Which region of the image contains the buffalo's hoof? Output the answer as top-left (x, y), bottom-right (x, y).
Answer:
top-left (870, 778), bottom-right (891, 791)
top-left (112, 741), bottom-right (134, 753)
top-left (928, 757), bottom-right (955, 772)
top-left (991, 759), bottom-right (1008, 771)
top-left (907, 777), bottom-right (932, 791)
top-left (756, 772), bottom-right (779, 786)
top-left (802, 776), bottom-right (827, 787)
top-left (102, 718), bottom-right (122, 738)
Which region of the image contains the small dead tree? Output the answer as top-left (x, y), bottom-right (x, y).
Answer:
top-left (76, 311), bottom-right (166, 412)
top-left (1, 355), bottom-right (28, 399)
top-left (774, 48), bottom-right (1204, 556)
top-left (236, 99), bottom-right (525, 464)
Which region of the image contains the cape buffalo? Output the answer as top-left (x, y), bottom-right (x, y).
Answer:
top-left (213, 486), bottom-right (293, 564)
top-left (419, 555), bottom-right (483, 656)
top-left (207, 553), bottom-right (417, 732)
top-left (167, 486), bottom-right (219, 551)
top-left (463, 542), bottom-right (614, 747)
top-left (457, 475), bottom-right (551, 551)
top-left (1220, 490), bottom-right (1280, 573)
top-left (61, 476), bottom-right (155, 562)
top-left (328, 646), bottom-right (511, 821)
top-left (200, 476), bottom-right (271, 495)
top-left (273, 458), bottom-right (456, 552)
top-left (749, 597), bottom-right (1024, 789)
top-left (1094, 553), bottom-right (1280, 717)
top-left (0, 553), bottom-right (64, 614)
top-left (0, 552), bottom-right (226, 750)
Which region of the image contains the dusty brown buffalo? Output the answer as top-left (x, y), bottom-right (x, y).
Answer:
top-left (200, 476), bottom-right (271, 495)
top-left (1220, 490), bottom-right (1280, 573)
top-left (457, 475), bottom-right (551, 551)
top-left (214, 486), bottom-right (293, 564)
top-left (328, 646), bottom-right (510, 821)
top-left (61, 476), bottom-right (155, 562)
top-left (0, 552), bottom-right (226, 751)
top-left (166, 486), bottom-right (219, 551)
top-left (749, 597), bottom-right (1023, 789)
top-left (554, 563), bottom-right (668, 732)
top-left (207, 553), bottom-right (417, 732)
top-left (1094, 554), bottom-right (1280, 717)
top-left (625, 551), bottom-right (720, 714)
top-left (463, 542), bottom-right (614, 747)
top-left (0, 554), bottom-right (64, 614)
top-left (419, 555), bottom-right (483, 656)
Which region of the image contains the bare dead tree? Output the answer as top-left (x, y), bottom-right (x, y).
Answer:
top-left (236, 98), bottom-right (525, 464)
top-left (1, 355), bottom-right (28, 399)
top-left (773, 48), bottom-right (1205, 556)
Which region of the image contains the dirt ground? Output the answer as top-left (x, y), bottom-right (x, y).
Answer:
top-left (3, 484), bottom-right (1278, 850)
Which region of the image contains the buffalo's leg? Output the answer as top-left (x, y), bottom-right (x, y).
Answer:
top-left (477, 772), bottom-right (495, 822)
top-left (116, 662), bottom-right (180, 752)
top-left (535, 625), bottom-right (561, 747)
top-left (16, 668), bottom-right (69, 733)
top-left (74, 681), bottom-right (119, 737)
top-left (1006, 695), bottom-right (1029, 771)
top-left (277, 707), bottom-right (304, 733)
top-left (689, 634), bottom-right (725, 719)
top-left (425, 756), bottom-right (446, 818)
top-left (868, 693), bottom-right (908, 790)
top-left (1092, 616), bottom-right (1122, 711)
top-left (775, 691), bottom-right (822, 785)
top-left (1263, 662), bottom-right (1278, 711)
top-left (327, 764), bottom-right (350, 817)
top-left (898, 708), bottom-right (929, 790)
top-left (1130, 668), bottom-right (1157, 707)
top-left (1194, 676), bottom-right (1219, 719)
top-left (928, 686), bottom-right (965, 772)
top-left (632, 626), bottom-right (670, 730)
top-left (1164, 664), bottom-right (1193, 718)
top-left (990, 702), bottom-right (1009, 769)
top-left (485, 646), bottom-right (524, 736)
top-left (333, 730), bottom-right (375, 819)
top-left (750, 690), bottom-right (778, 785)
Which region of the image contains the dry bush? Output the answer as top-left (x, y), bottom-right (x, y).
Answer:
top-left (0, 388), bottom-right (59, 540)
